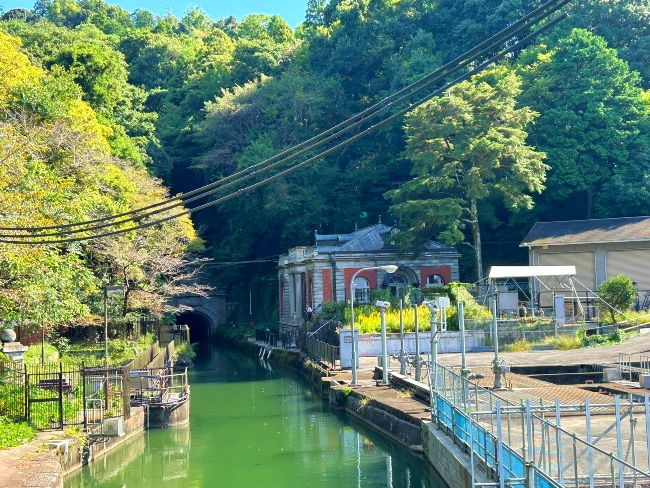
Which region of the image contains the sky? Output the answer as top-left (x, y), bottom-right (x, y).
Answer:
top-left (1, 0), bottom-right (310, 27)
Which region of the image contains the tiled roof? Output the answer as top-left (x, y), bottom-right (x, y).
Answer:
top-left (520, 216), bottom-right (650, 247)
top-left (316, 224), bottom-right (456, 253)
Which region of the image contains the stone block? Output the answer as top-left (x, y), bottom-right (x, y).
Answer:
top-left (603, 368), bottom-right (621, 382)
top-left (640, 374), bottom-right (650, 389)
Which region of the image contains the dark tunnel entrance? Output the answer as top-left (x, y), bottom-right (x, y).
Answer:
top-left (176, 311), bottom-right (213, 344)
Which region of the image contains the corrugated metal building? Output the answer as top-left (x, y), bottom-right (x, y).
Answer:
top-left (521, 216), bottom-right (650, 292)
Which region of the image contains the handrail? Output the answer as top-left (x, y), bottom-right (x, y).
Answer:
top-left (307, 317), bottom-right (337, 337)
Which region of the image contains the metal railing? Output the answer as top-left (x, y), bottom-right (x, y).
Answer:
top-left (428, 361), bottom-right (650, 488)
top-left (130, 367), bottom-right (189, 406)
top-left (306, 337), bottom-right (339, 368)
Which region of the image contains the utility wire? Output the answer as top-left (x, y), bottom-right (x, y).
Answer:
top-left (0, 12), bottom-right (569, 245)
top-left (0, 0), bottom-right (570, 237)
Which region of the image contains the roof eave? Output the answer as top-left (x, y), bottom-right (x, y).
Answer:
top-left (521, 237), bottom-right (650, 248)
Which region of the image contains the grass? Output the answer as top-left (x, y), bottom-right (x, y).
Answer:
top-left (23, 334), bottom-right (156, 367)
top-left (544, 334), bottom-right (582, 350)
top-left (0, 416), bottom-right (36, 449)
top-left (505, 339), bottom-right (532, 352)
top-left (504, 328), bottom-right (638, 352)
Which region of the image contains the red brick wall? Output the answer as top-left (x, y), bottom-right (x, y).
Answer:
top-left (420, 266), bottom-right (451, 287)
top-left (322, 268), bottom-right (333, 302)
top-left (344, 268), bottom-right (378, 299)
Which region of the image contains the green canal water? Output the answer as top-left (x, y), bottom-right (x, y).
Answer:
top-left (66, 344), bottom-right (444, 488)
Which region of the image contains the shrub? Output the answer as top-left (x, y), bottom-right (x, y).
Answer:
top-left (0, 416), bottom-right (35, 449)
top-left (175, 342), bottom-right (197, 366)
top-left (598, 275), bottom-right (637, 323)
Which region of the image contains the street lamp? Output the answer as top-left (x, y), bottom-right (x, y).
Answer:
top-left (350, 265), bottom-right (398, 386)
top-left (104, 285), bottom-right (125, 368)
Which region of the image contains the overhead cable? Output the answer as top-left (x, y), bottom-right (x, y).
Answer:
top-left (0, 11), bottom-right (569, 245)
top-left (0, 0), bottom-right (570, 238)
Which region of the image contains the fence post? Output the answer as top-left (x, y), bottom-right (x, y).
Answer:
top-left (123, 365), bottom-right (130, 420)
top-left (58, 362), bottom-right (64, 428)
top-left (496, 400), bottom-right (505, 488)
top-left (82, 361), bottom-right (87, 430)
top-left (24, 363), bottom-right (28, 419)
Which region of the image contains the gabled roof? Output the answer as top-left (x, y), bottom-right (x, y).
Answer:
top-left (316, 224), bottom-right (456, 253)
top-left (520, 216), bottom-right (650, 247)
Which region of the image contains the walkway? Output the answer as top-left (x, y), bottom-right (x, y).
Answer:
top-left (0, 432), bottom-right (63, 488)
top-left (437, 328), bottom-right (650, 368)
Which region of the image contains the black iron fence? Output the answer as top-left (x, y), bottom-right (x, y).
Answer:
top-left (0, 359), bottom-right (130, 430)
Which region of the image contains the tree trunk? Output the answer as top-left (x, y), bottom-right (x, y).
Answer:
top-left (586, 188), bottom-right (593, 219)
top-left (470, 199), bottom-right (484, 290)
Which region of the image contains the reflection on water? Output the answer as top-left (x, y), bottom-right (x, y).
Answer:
top-left (66, 343), bottom-right (444, 488)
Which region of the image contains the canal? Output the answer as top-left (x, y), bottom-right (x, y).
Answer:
top-left (66, 344), bottom-right (444, 487)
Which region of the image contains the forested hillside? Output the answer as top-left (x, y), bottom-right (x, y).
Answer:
top-left (1, 0), bottom-right (649, 322)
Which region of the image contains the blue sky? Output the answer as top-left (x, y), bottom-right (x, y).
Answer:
top-left (2, 0), bottom-right (310, 27)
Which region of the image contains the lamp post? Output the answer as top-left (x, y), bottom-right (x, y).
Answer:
top-left (375, 300), bottom-right (391, 385)
top-left (350, 265), bottom-right (398, 386)
top-left (104, 285), bottom-right (125, 368)
top-left (423, 299), bottom-right (440, 422)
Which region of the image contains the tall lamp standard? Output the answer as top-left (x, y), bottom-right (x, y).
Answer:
top-left (104, 285), bottom-right (125, 368)
top-left (350, 265), bottom-right (398, 386)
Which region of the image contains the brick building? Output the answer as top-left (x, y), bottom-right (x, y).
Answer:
top-left (278, 223), bottom-right (460, 333)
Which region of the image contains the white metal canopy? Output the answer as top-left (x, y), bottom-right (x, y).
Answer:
top-left (488, 265), bottom-right (576, 279)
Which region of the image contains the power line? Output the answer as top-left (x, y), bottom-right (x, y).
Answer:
top-left (0, 0), bottom-right (565, 236)
top-left (0, 4), bottom-right (570, 244)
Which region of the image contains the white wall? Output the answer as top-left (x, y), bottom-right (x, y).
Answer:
top-left (339, 330), bottom-right (487, 368)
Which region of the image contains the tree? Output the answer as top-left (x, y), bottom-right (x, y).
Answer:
top-left (388, 67), bottom-right (547, 283)
top-left (517, 29), bottom-right (648, 219)
top-left (597, 275), bottom-right (637, 323)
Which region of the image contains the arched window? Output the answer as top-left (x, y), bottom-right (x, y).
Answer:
top-left (388, 274), bottom-right (407, 296)
top-left (353, 277), bottom-right (371, 304)
top-left (427, 274), bottom-right (445, 287)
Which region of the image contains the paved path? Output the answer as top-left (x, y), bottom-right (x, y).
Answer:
top-left (437, 329), bottom-right (650, 368)
top-left (0, 432), bottom-right (62, 488)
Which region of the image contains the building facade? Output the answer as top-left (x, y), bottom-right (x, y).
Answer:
top-left (278, 223), bottom-right (460, 332)
top-left (521, 216), bottom-right (650, 294)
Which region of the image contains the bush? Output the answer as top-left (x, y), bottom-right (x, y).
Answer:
top-left (598, 275), bottom-right (637, 323)
top-left (175, 342), bottom-right (197, 366)
top-left (0, 416), bottom-right (35, 449)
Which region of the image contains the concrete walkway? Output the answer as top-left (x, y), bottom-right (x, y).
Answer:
top-left (0, 432), bottom-right (63, 488)
top-left (437, 328), bottom-right (650, 368)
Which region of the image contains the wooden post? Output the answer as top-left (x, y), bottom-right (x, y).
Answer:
top-left (122, 365), bottom-right (130, 419)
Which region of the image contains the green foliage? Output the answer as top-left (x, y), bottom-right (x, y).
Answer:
top-left (0, 416), bottom-right (36, 449)
top-left (175, 341), bottom-right (197, 364)
top-left (388, 67), bottom-right (547, 281)
top-left (23, 343), bottom-right (59, 365)
top-left (597, 275), bottom-right (637, 323)
top-left (505, 339), bottom-right (531, 352)
top-left (3, 0), bottom-right (650, 323)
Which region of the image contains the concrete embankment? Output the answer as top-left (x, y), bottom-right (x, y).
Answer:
top-left (0, 345), bottom-right (189, 488)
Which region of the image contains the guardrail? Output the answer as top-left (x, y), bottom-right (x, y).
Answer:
top-left (130, 366), bottom-right (189, 406)
top-left (306, 337), bottom-right (339, 368)
top-left (428, 362), bottom-right (650, 488)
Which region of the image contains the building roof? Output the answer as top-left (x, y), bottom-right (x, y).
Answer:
top-left (520, 216), bottom-right (650, 247)
top-left (316, 224), bottom-right (457, 253)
